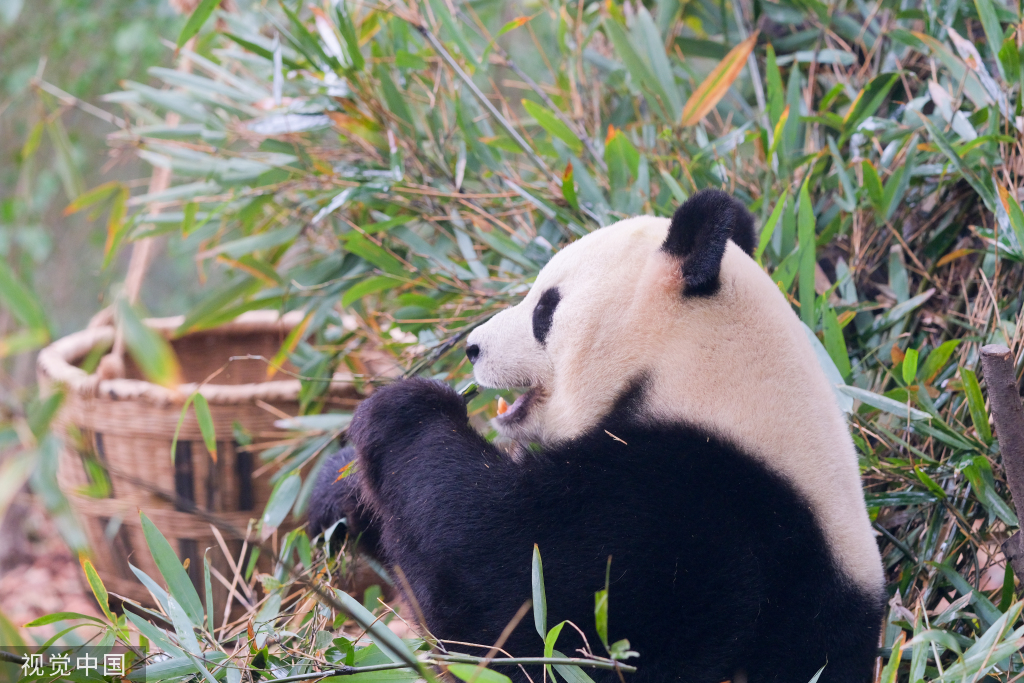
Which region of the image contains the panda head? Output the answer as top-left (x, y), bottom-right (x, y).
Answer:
top-left (465, 189), bottom-right (758, 446)
top-left (466, 189), bottom-right (885, 592)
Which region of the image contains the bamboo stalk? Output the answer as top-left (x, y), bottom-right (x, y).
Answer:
top-left (979, 344), bottom-right (1024, 580)
top-left (267, 654), bottom-right (638, 682)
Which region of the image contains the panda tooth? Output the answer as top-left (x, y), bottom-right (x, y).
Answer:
top-left (497, 396), bottom-right (509, 415)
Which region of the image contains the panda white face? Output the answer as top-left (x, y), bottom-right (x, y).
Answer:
top-left (465, 190), bottom-right (885, 593)
top-left (466, 216), bottom-right (676, 445)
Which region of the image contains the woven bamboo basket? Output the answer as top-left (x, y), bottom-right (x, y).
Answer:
top-left (36, 310), bottom-right (363, 618)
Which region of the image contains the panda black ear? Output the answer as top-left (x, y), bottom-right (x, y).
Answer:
top-left (660, 189), bottom-right (756, 296)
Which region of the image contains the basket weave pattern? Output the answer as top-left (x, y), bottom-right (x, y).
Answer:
top-left (37, 311), bottom-right (359, 614)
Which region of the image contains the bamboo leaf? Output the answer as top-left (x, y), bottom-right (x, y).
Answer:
top-left (80, 558), bottom-right (114, 623)
top-left (841, 73), bottom-right (898, 142)
top-left (543, 621), bottom-right (566, 659)
top-left (675, 38), bottom-right (729, 59)
top-left (914, 465), bottom-right (948, 500)
top-left (602, 18), bottom-right (674, 122)
top-left (822, 307), bottom-right (852, 379)
top-left (767, 105), bottom-right (790, 161)
top-left (342, 275), bottom-right (405, 308)
top-left (266, 310), bottom-right (312, 379)
top-left (998, 185), bottom-right (1024, 249)
top-left (594, 589), bottom-right (608, 650)
top-left (961, 368), bottom-right (992, 443)
top-left (46, 118), bottom-right (84, 200)
top-left (167, 596), bottom-right (202, 655)
top-left (827, 136), bottom-right (856, 211)
top-left (425, 0), bottom-right (479, 69)
top-left (344, 233), bottom-right (407, 277)
top-left (680, 32), bottom-right (758, 127)
top-left (917, 112), bottom-right (997, 211)
top-left (123, 608), bottom-right (185, 659)
top-left (934, 562), bottom-right (1002, 628)
top-left (20, 121), bottom-right (43, 162)
top-left (129, 563), bottom-right (171, 615)
top-left (446, 664), bottom-right (513, 683)
top-left (973, 0), bottom-right (1006, 79)
top-left (223, 32), bottom-right (303, 71)
top-left (999, 35), bottom-right (1020, 86)
top-left (911, 32), bottom-right (992, 109)
top-left (879, 632), bottom-right (904, 683)
top-left (63, 181), bottom-right (122, 216)
top-left (203, 550), bottom-right (214, 635)
top-left (104, 186), bottom-right (129, 265)
top-left (884, 135), bottom-right (917, 222)
top-left (334, 1), bottom-right (364, 71)
top-left (870, 290), bottom-right (936, 334)
top-left (633, 7), bottom-right (682, 119)
top-left (331, 589), bottom-right (421, 668)
top-left (550, 652), bottom-right (598, 683)
top-left (140, 511), bottom-right (205, 627)
top-left (962, 458), bottom-right (1018, 526)
top-left (755, 192), bottom-right (788, 263)
top-left (605, 126), bottom-right (640, 195)
top-left (861, 160), bottom-right (885, 215)
top-left (177, 0), bottom-right (219, 48)
top-left (117, 299), bottom-right (181, 388)
top-left (532, 544), bottom-right (547, 639)
top-left (0, 259), bottom-right (49, 333)
top-left (797, 177), bottom-right (816, 326)
top-left (765, 44), bottom-right (785, 126)
top-left (261, 473), bottom-right (301, 537)
top-left (562, 163), bottom-right (580, 212)
top-left (278, 0), bottom-right (335, 69)
top-left (902, 348), bottom-right (919, 384)
top-left (521, 99), bottom-right (583, 155)
top-left (838, 385), bottom-right (931, 420)
top-left (23, 612), bottom-right (105, 627)
top-left (193, 394), bottom-right (217, 460)
top-left (496, 14), bottom-right (536, 39)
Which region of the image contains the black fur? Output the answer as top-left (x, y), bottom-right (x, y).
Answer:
top-left (308, 446), bottom-right (381, 557)
top-left (662, 189), bottom-right (757, 296)
top-left (309, 379), bottom-right (883, 683)
top-left (532, 287), bottom-right (561, 345)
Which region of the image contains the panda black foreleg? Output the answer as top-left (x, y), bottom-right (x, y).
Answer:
top-left (307, 377), bottom-right (491, 555)
top-left (344, 377), bottom-right (509, 521)
top-left (308, 446), bottom-right (382, 557)
top-left (341, 379), bottom-right (561, 662)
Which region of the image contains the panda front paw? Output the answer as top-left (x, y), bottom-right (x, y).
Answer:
top-left (348, 378), bottom-right (469, 490)
top-left (349, 378), bottom-right (467, 448)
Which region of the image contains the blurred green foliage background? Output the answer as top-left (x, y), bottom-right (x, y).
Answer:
top-left (1, 0), bottom-right (204, 349)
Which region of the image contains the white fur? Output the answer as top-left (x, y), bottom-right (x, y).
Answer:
top-left (466, 216), bottom-right (884, 593)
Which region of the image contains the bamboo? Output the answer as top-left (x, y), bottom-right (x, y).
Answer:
top-left (979, 344), bottom-right (1024, 580)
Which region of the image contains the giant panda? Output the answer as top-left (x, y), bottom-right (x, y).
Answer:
top-left (308, 189), bottom-right (885, 683)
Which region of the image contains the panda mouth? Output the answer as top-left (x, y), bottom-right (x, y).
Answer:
top-left (496, 387), bottom-right (538, 425)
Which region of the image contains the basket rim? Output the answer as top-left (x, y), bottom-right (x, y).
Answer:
top-left (37, 310), bottom-right (354, 405)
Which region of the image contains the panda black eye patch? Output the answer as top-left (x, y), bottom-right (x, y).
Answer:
top-left (532, 287), bottom-right (560, 345)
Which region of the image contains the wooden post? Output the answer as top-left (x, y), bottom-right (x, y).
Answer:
top-left (979, 344), bottom-right (1024, 579)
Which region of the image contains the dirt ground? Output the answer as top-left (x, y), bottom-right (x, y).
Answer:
top-left (0, 492), bottom-right (101, 644)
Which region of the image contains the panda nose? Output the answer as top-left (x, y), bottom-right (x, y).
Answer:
top-left (466, 344), bottom-right (481, 364)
